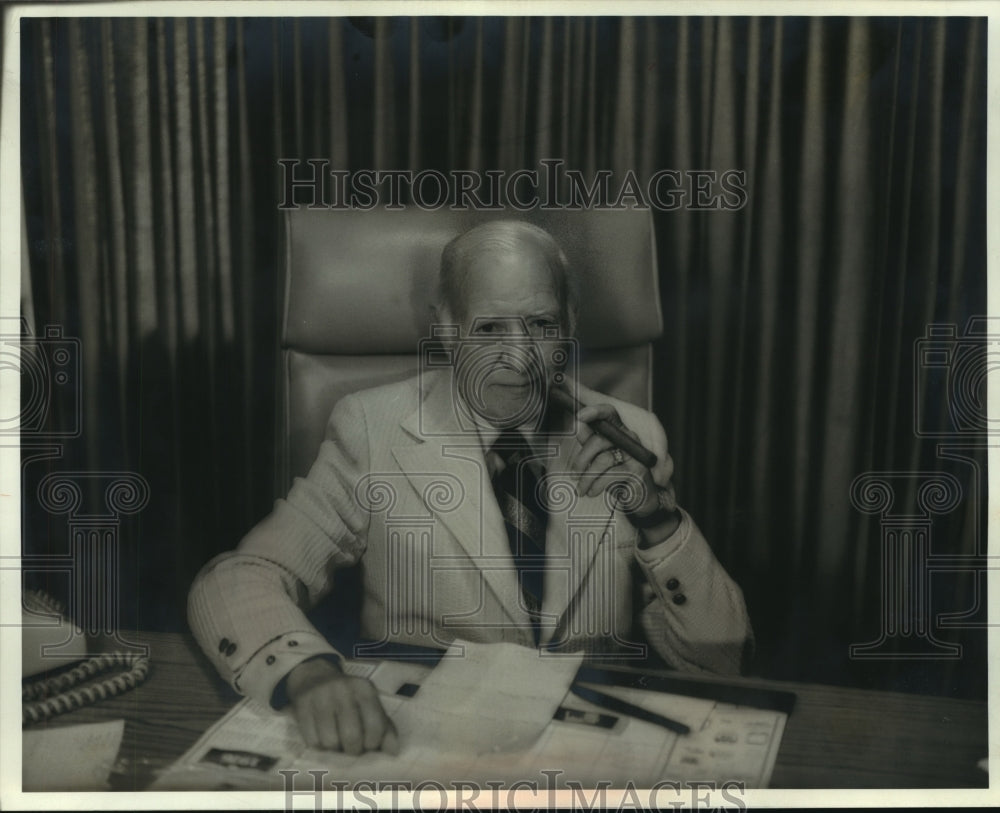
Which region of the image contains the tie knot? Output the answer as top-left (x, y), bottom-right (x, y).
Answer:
top-left (491, 430), bottom-right (533, 466)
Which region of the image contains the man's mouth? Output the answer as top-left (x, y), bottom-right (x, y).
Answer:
top-left (487, 370), bottom-right (534, 388)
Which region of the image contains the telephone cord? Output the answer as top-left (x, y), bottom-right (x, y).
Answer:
top-left (22, 651), bottom-right (151, 725)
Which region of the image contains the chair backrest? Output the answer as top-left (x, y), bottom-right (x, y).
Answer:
top-left (277, 208), bottom-right (663, 492)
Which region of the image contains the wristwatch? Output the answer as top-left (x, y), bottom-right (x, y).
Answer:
top-left (625, 488), bottom-right (679, 529)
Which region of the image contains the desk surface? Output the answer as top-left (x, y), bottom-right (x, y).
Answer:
top-left (22, 631), bottom-right (988, 790)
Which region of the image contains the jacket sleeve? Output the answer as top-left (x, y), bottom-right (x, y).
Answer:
top-left (187, 393), bottom-right (371, 707)
top-left (613, 400), bottom-right (754, 675)
top-left (634, 509), bottom-right (754, 675)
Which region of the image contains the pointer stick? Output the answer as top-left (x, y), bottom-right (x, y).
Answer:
top-left (570, 684), bottom-right (690, 735)
top-left (548, 385), bottom-right (658, 469)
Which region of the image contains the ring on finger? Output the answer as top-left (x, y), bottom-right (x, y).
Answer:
top-left (611, 448), bottom-right (625, 466)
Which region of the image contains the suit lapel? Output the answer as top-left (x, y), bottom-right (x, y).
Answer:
top-left (540, 434), bottom-right (620, 633)
top-left (390, 372), bottom-right (634, 639)
top-left (391, 372), bottom-right (527, 626)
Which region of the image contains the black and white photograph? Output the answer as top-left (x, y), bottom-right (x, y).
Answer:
top-left (3, 2), bottom-right (995, 808)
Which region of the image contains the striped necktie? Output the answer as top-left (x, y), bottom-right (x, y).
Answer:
top-left (490, 429), bottom-right (548, 644)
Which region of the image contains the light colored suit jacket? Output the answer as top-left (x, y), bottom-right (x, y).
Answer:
top-left (188, 371), bottom-right (752, 707)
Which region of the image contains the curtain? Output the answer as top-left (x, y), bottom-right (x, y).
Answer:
top-left (20, 16), bottom-right (987, 696)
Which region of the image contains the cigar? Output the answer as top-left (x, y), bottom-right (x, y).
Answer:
top-left (548, 385), bottom-right (658, 469)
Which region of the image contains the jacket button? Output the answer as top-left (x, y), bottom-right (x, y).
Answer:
top-left (218, 638), bottom-right (229, 653)
top-left (672, 593), bottom-right (687, 605)
top-left (266, 655), bottom-right (276, 665)
top-left (666, 578), bottom-right (680, 591)
top-left (226, 642), bottom-right (237, 656)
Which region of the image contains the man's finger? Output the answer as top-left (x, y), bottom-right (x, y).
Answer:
top-left (295, 704), bottom-right (321, 749)
top-left (573, 431), bottom-right (614, 485)
top-left (587, 468), bottom-right (625, 499)
top-left (574, 405), bottom-right (644, 471)
top-left (311, 691), bottom-right (343, 751)
top-left (380, 720), bottom-right (401, 755)
top-left (332, 690), bottom-right (365, 755)
top-left (316, 712), bottom-right (342, 751)
top-left (661, 453), bottom-right (675, 485)
top-left (578, 448), bottom-right (621, 497)
top-left (661, 481), bottom-right (678, 512)
top-left (577, 403), bottom-right (623, 427)
top-left (566, 421), bottom-right (590, 474)
top-left (571, 416), bottom-right (595, 453)
top-left (355, 687), bottom-right (391, 752)
top-left (571, 420), bottom-right (612, 463)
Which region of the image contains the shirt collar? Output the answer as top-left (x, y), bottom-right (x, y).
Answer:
top-left (456, 385), bottom-right (573, 462)
top-left (471, 411), bottom-right (542, 457)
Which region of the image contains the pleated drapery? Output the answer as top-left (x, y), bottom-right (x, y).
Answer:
top-left (20, 17), bottom-right (987, 696)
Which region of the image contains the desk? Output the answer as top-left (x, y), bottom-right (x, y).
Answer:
top-left (22, 631), bottom-right (988, 790)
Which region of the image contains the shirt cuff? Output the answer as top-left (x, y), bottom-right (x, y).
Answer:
top-left (233, 629), bottom-right (342, 709)
top-left (633, 508), bottom-right (722, 607)
top-left (634, 506), bottom-right (692, 561)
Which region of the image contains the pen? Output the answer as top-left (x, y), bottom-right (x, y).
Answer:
top-left (549, 386), bottom-right (658, 469)
top-left (570, 684), bottom-right (690, 735)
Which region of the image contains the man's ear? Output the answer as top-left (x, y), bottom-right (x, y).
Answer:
top-left (564, 305), bottom-right (579, 339)
top-left (431, 302), bottom-right (459, 344)
top-left (432, 302), bottom-right (457, 326)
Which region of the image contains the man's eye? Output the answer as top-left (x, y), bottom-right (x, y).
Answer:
top-left (475, 322), bottom-right (500, 334)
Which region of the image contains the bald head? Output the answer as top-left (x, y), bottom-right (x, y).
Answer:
top-left (437, 221), bottom-right (579, 335)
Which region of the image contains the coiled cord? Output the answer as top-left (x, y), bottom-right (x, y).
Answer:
top-left (22, 590), bottom-right (151, 725)
top-left (22, 650), bottom-right (151, 725)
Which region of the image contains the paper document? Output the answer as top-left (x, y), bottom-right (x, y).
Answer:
top-left (23, 719), bottom-right (124, 791)
top-left (152, 646), bottom-right (788, 791)
top-left (392, 640), bottom-right (583, 754)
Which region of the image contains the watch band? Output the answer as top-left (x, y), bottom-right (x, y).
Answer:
top-left (625, 505), bottom-right (678, 529)
top-left (624, 487), bottom-right (679, 529)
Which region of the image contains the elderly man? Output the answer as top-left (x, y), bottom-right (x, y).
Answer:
top-left (188, 220), bottom-right (752, 756)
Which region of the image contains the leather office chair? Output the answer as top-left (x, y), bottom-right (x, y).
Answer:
top-left (276, 207), bottom-right (663, 650)
top-left (277, 207), bottom-right (664, 493)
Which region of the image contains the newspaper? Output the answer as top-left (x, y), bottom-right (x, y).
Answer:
top-left (152, 651), bottom-right (786, 791)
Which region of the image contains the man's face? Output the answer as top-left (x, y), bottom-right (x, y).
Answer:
top-left (448, 244), bottom-right (569, 429)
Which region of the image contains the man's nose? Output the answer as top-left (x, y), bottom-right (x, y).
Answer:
top-left (503, 318), bottom-right (531, 337)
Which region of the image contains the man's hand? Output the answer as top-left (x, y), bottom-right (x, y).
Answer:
top-left (569, 404), bottom-right (680, 537)
top-left (285, 657), bottom-right (399, 755)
